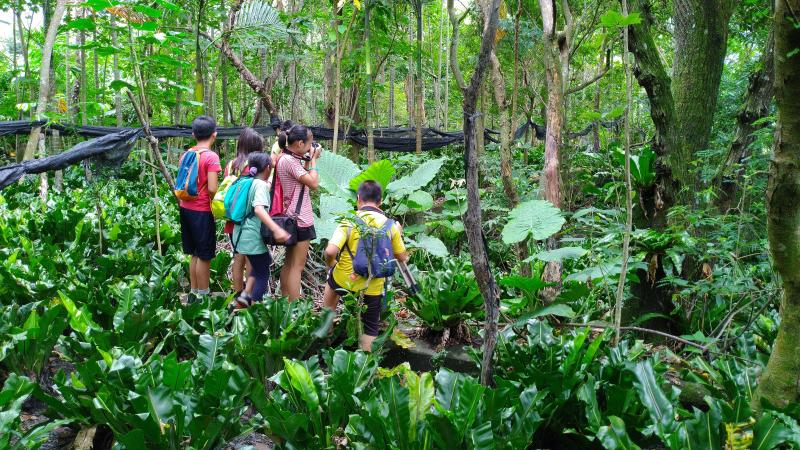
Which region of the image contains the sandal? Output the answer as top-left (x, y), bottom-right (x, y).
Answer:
top-left (228, 293), bottom-right (253, 312)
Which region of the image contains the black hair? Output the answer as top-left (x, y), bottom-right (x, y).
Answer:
top-left (277, 120), bottom-right (294, 150)
top-left (232, 127), bottom-right (263, 174)
top-left (357, 180), bottom-right (382, 204)
top-left (247, 152), bottom-right (271, 176)
top-left (191, 115), bottom-right (217, 140)
top-left (285, 125), bottom-right (311, 148)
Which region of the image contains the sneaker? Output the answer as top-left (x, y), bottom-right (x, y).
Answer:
top-left (228, 293), bottom-right (253, 312)
top-left (187, 293), bottom-right (199, 304)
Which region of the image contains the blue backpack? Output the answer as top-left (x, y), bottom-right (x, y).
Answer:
top-left (174, 148), bottom-right (208, 201)
top-left (223, 175), bottom-right (255, 225)
top-left (345, 215), bottom-right (397, 278)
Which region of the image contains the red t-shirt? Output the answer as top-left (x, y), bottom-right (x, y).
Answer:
top-left (178, 147), bottom-right (221, 212)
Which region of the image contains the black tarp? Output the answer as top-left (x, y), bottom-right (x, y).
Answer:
top-left (0, 118), bottom-right (621, 190)
top-left (0, 128), bottom-right (140, 189)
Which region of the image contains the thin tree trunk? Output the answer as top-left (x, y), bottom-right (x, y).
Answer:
top-left (53, 129), bottom-right (63, 191)
top-left (713, 30), bottom-right (774, 212)
top-left (435, 5), bottom-right (444, 128)
top-left (111, 17), bottom-right (122, 127)
top-left (406, 22), bottom-right (414, 126)
top-left (444, 15), bottom-right (450, 129)
top-left (389, 65), bottom-right (395, 127)
top-left (415, 0), bottom-right (423, 154)
top-left (755, 0), bottom-right (800, 411)
top-left (23, 0), bottom-right (67, 161)
top-left (365, 0), bottom-right (375, 163)
top-left (452, 0), bottom-right (501, 386)
top-left (613, 0), bottom-right (634, 346)
top-left (489, 53), bottom-right (519, 206)
top-left (194, 0), bottom-right (206, 114)
top-left (538, 0), bottom-right (572, 302)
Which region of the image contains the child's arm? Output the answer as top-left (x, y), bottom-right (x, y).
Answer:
top-left (207, 171), bottom-right (219, 197)
top-left (254, 205), bottom-right (289, 243)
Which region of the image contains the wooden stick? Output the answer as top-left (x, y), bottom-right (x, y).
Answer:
top-left (558, 322), bottom-right (708, 351)
top-left (125, 89), bottom-right (176, 193)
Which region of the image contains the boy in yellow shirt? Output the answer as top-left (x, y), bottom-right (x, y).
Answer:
top-left (323, 180), bottom-right (408, 351)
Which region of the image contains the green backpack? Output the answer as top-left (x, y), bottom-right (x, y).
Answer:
top-left (223, 175), bottom-right (255, 225)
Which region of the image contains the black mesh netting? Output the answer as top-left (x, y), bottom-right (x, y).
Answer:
top-left (0, 118), bottom-right (618, 189)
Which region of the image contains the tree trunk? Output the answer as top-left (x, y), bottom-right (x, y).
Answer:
top-left (489, 53), bottom-right (519, 206)
top-left (23, 0), bottom-right (67, 161)
top-left (539, 0), bottom-right (571, 302)
top-left (365, 0), bottom-right (375, 162)
top-left (713, 31), bottom-right (774, 212)
top-left (755, 0), bottom-right (800, 411)
top-left (670, 0), bottom-right (735, 195)
top-left (389, 65), bottom-right (395, 127)
top-left (194, 0), bottom-right (206, 114)
top-left (454, 0), bottom-right (501, 386)
top-left (626, 0), bottom-right (735, 330)
top-left (111, 17), bottom-right (123, 127)
top-left (414, 0), bottom-right (424, 154)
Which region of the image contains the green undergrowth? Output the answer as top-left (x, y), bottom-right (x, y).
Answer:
top-left (0, 156), bottom-right (794, 449)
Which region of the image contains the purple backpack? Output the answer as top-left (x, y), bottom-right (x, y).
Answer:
top-left (345, 216), bottom-right (397, 278)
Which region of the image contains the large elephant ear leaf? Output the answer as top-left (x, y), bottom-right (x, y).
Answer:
top-left (387, 157), bottom-right (446, 196)
top-left (312, 194), bottom-right (353, 244)
top-left (350, 160), bottom-right (395, 192)
top-left (501, 200), bottom-right (565, 245)
top-left (317, 152), bottom-right (360, 196)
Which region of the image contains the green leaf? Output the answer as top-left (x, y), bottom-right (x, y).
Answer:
top-left (752, 412), bottom-right (794, 450)
top-left (85, 0), bottom-right (113, 11)
top-left (498, 275), bottom-right (547, 294)
top-left (407, 371), bottom-right (434, 443)
top-left (283, 358), bottom-right (323, 435)
top-left (387, 157), bottom-right (445, 196)
top-left (513, 304), bottom-right (575, 326)
top-left (502, 200), bottom-right (565, 244)
top-left (317, 152), bottom-right (360, 196)
top-left (597, 416), bottom-right (642, 450)
top-left (155, 0), bottom-right (184, 13)
top-left (629, 360), bottom-right (676, 438)
top-left (683, 403), bottom-right (722, 450)
top-left (349, 160), bottom-right (395, 192)
top-left (109, 79), bottom-right (136, 91)
top-left (530, 246), bottom-right (588, 263)
top-left (131, 21), bottom-right (158, 32)
top-left (66, 18), bottom-right (96, 31)
top-left (469, 421), bottom-right (495, 450)
top-left (133, 5), bottom-right (163, 18)
top-left (619, 12), bottom-right (642, 26)
top-left (600, 10), bottom-right (624, 28)
top-left (197, 333), bottom-right (225, 371)
top-left (405, 190), bottom-right (434, 210)
top-left (409, 234), bottom-right (448, 257)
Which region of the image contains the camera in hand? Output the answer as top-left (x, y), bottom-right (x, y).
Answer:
top-left (303, 142), bottom-right (321, 161)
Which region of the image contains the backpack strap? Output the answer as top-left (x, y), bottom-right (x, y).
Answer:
top-left (276, 154), bottom-right (307, 218)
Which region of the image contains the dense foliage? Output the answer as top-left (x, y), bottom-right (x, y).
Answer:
top-left (2, 0), bottom-right (798, 448)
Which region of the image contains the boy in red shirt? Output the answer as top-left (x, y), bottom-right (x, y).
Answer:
top-left (179, 116), bottom-right (221, 302)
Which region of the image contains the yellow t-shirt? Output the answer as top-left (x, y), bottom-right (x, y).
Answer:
top-left (330, 210), bottom-right (407, 296)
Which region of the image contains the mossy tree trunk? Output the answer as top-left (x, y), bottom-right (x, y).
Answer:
top-left (755, 0), bottom-right (800, 411)
top-left (713, 30), bottom-right (774, 212)
top-left (625, 0), bottom-right (734, 329)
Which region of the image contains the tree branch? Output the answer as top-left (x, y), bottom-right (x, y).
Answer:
top-left (567, 48), bottom-right (611, 94)
top-left (447, 0), bottom-right (467, 91)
